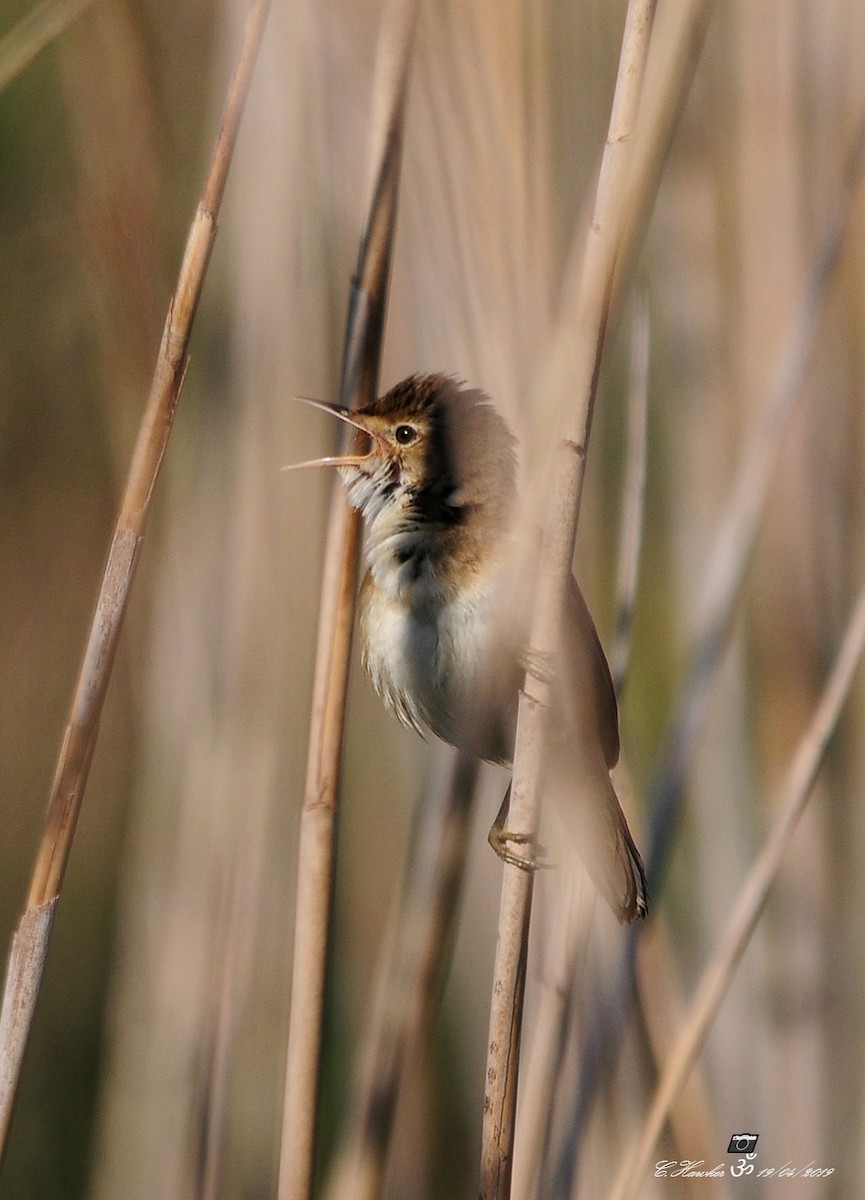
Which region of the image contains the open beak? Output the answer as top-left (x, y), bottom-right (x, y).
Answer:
top-left (282, 397), bottom-right (377, 471)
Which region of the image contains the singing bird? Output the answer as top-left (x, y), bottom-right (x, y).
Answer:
top-left (293, 374), bottom-right (647, 923)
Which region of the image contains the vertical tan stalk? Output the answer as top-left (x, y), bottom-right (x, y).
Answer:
top-left (0, 0), bottom-right (272, 1162)
top-left (610, 574), bottom-right (865, 1200)
top-left (277, 5), bottom-right (417, 1199)
top-left (545, 110), bottom-right (865, 1195)
top-left (479, 0), bottom-right (720, 1194)
top-left (510, 874), bottom-right (594, 1200)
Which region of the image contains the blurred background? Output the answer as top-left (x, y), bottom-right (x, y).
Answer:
top-left (1, 0), bottom-right (865, 1196)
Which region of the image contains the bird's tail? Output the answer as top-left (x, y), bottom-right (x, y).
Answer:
top-left (556, 758), bottom-right (648, 924)
top-left (596, 774), bottom-right (648, 924)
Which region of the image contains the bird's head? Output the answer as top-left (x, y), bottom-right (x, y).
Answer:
top-left (287, 374), bottom-right (517, 534)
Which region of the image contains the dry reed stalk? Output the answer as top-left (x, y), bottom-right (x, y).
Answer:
top-left (324, 749), bottom-right (478, 1200)
top-left (538, 0), bottom-right (712, 409)
top-left (609, 573), bottom-right (865, 1200)
top-left (513, 298), bottom-right (648, 1196)
top-left (509, 872), bottom-right (596, 1200)
top-left (480, 0), bottom-right (696, 1192)
top-left (548, 106), bottom-right (865, 1198)
top-left (0, 0), bottom-right (272, 1162)
top-left (276, 5), bottom-right (417, 1198)
top-left (0, 0), bottom-right (96, 92)
top-left (510, 295), bottom-right (649, 1200)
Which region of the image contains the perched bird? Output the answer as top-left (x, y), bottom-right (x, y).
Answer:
top-left (292, 374), bottom-right (647, 923)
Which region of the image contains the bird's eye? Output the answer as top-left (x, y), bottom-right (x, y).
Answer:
top-left (395, 424), bottom-right (417, 445)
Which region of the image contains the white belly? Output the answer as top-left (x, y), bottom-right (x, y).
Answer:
top-left (358, 571), bottom-right (504, 757)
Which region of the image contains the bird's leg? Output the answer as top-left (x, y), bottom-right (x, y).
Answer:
top-left (487, 783), bottom-right (549, 871)
top-left (487, 646), bottom-right (556, 870)
top-left (489, 647), bottom-right (556, 870)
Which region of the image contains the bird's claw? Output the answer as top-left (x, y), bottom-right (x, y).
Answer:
top-left (487, 823), bottom-right (550, 871)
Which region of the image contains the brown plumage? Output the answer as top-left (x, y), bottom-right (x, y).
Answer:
top-left (301, 374), bottom-right (647, 922)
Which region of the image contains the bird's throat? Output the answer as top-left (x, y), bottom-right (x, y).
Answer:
top-left (347, 467), bottom-right (508, 613)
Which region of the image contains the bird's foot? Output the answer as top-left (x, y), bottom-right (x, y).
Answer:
top-left (488, 822), bottom-right (549, 871)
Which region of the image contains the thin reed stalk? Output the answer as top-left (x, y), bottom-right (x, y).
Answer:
top-left (516, 296), bottom-right (649, 1199)
top-left (511, 288), bottom-right (650, 1200)
top-left (276, 5), bottom-right (417, 1198)
top-left (510, 873), bottom-right (595, 1200)
top-left (0, 0), bottom-right (272, 1163)
top-left (548, 104), bottom-right (865, 1198)
top-left (479, 2), bottom-right (667, 1195)
top-left (610, 573), bottom-right (865, 1200)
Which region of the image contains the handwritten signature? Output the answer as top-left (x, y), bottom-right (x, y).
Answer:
top-left (655, 1159), bottom-right (835, 1179)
